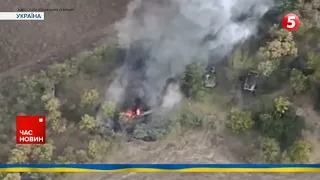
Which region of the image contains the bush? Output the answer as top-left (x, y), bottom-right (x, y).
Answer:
top-left (274, 96), bottom-right (291, 114)
top-left (178, 112), bottom-right (203, 128)
top-left (80, 89), bottom-right (99, 107)
top-left (286, 140), bottom-right (311, 163)
top-left (102, 101), bottom-right (116, 119)
top-left (256, 97), bottom-right (305, 149)
top-left (227, 108), bottom-right (253, 134)
top-left (290, 69), bottom-right (308, 93)
top-left (79, 114), bottom-right (96, 131)
top-left (258, 60), bottom-right (279, 77)
top-left (133, 117), bottom-right (174, 141)
top-left (181, 63), bottom-right (206, 100)
top-left (254, 137), bottom-right (281, 163)
top-left (275, 0), bottom-right (298, 12)
top-left (88, 138), bottom-right (110, 160)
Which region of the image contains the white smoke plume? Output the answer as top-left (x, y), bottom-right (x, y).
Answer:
top-left (106, 0), bottom-right (274, 109)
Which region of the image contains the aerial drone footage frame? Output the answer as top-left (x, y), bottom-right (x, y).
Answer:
top-left (0, 0), bottom-right (320, 180)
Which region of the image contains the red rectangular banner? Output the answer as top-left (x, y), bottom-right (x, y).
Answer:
top-left (16, 116), bottom-right (46, 144)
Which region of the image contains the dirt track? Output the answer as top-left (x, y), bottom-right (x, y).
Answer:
top-left (67, 128), bottom-right (319, 180)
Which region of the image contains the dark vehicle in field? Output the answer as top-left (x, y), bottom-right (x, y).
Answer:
top-left (243, 70), bottom-right (259, 92)
top-left (204, 66), bottom-right (216, 88)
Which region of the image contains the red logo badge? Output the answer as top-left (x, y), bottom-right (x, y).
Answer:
top-left (16, 116), bottom-right (46, 144)
top-left (282, 13), bottom-right (300, 32)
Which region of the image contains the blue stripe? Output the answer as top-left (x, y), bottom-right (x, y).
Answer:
top-left (0, 164), bottom-right (320, 170)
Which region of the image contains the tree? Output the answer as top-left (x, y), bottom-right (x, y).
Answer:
top-left (254, 137), bottom-right (281, 163)
top-left (88, 138), bottom-right (110, 160)
top-left (258, 27), bottom-right (297, 60)
top-left (256, 108), bottom-right (305, 149)
top-left (17, 72), bottom-right (51, 113)
top-left (181, 63), bottom-right (206, 99)
top-left (275, 0), bottom-right (297, 12)
top-left (50, 117), bottom-right (67, 134)
top-left (306, 52), bottom-right (320, 70)
top-left (41, 94), bottom-right (66, 133)
top-left (29, 140), bottom-right (55, 163)
top-left (274, 96), bottom-right (291, 114)
top-left (7, 148), bottom-right (29, 164)
top-left (79, 114), bottom-right (96, 131)
top-left (287, 140), bottom-right (311, 163)
top-left (42, 94), bottom-right (60, 112)
top-left (290, 68), bottom-right (308, 93)
top-left (102, 101), bottom-right (116, 119)
top-left (227, 108), bottom-right (254, 134)
top-left (296, 0), bottom-right (320, 28)
top-left (80, 89), bottom-right (99, 107)
top-left (258, 60), bottom-right (279, 77)
top-left (47, 62), bottom-right (78, 83)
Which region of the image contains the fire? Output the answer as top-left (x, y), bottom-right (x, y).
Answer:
top-left (125, 108), bottom-right (141, 119)
top-left (136, 108), bottom-right (141, 116)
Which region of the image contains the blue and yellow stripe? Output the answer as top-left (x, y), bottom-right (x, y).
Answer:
top-left (0, 164), bottom-right (320, 172)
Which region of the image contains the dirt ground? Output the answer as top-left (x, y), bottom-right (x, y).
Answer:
top-left (0, 0), bottom-right (129, 79)
top-left (66, 122), bottom-right (319, 180)
top-left (1, 1), bottom-right (320, 180)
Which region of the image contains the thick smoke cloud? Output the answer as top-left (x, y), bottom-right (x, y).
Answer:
top-left (106, 0), bottom-right (274, 109)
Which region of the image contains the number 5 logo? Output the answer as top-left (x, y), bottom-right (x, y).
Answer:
top-left (282, 13), bottom-right (300, 32)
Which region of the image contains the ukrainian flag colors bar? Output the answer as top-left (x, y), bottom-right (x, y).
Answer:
top-left (0, 164), bottom-right (320, 172)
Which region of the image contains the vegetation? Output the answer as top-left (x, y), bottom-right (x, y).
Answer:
top-left (286, 140), bottom-right (311, 163)
top-left (254, 137), bottom-right (281, 163)
top-left (256, 96), bottom-right (305, 149)
top-left (227, 108), bottom-right (253, 134)
top-left (181, 62), bottom-right (206, 100)
top-left (2, 0), bottom-right (320, 178)
top-left (0, 44), bottom-right (118, 179)
top-left (290, 69), bottom-right (308, 93)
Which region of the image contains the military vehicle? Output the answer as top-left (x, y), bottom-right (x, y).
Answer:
top-left (243, 70), bottom-right (259, 92)
top-left (204, 66), bottom-right (216, 88)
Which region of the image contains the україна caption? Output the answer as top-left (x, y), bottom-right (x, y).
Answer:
top-left (18, 8), bottom-right (74, 12)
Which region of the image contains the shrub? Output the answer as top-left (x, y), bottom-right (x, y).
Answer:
top-left (227, 108), bottom-right (253, 134)
top-left (102, 101), bottom-right (116, 119)
top-left (274, 96), bottom-right (291, 114)
top-left (181, 63), bottom-right (206, 100)
top-left (286, 140), bottom-right (311, 163)
top-left (79, 114), bottom-right (96, 131)
top-left (256, 98), bottom-right (305, 149)
top-left (290, 69), bottom-right (308, 93)
top-left (178, 112), bottom-right (203, 128)
top-left (254, 137), bottom-right (281, 163)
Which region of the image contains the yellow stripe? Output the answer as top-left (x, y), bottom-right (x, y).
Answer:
top-left (0, 168), bottom-right (320, 172)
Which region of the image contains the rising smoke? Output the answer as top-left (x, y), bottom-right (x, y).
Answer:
top-left (105, 0), bottom-right (274, 110)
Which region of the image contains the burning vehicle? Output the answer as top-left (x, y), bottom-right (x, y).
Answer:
top-left (123, 97), bottom-right (153, 120)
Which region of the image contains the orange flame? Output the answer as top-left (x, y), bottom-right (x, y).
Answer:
top-left (136, 108), bottom-right (141, 116)
top-left (125, 108), bottom-right (141, 119)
